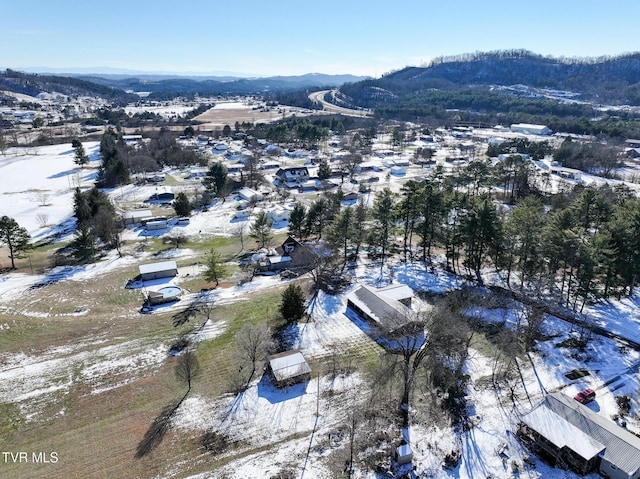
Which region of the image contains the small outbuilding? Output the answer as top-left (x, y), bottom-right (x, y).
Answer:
top-left (393, 444), bottom-right (413, 465)
top-left (139, 260), bottom-right (178, 281)
top-left (237, 187), bottom-right (263, 203)
top-left (267, 350), bottom-right (312, 388)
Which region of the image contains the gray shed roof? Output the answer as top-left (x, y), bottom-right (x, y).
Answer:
top-left (268, 350), bottom-right (311, 384)
top-left (523, 392), bottom-right (640, 476)
top-left (139, 260), bottom-right (177, 276)
top-left (346, 284), bottom-right (414, 331)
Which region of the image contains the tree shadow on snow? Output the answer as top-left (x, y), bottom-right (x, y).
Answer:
top-left (257, 374), bottom-right (308, 404)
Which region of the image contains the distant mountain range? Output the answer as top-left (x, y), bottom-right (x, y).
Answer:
top-left (4, 51), bottom-right (640, 114)
top-left (0, 68), bottom-right (368, 102)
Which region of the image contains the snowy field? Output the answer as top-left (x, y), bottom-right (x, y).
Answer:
top-left (0, 142), bottom-right (100, 238)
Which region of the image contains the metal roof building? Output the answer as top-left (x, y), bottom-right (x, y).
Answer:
top-left (138, 261), bottom-right (178, 281)
top-left (346, 284), bottom-right (414, 333)
top-left (519, 392), bottom-right (640, 479)
top-left (267, 350), bottom-right (312, 388)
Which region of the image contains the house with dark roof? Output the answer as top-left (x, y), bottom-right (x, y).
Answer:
top-left (518, 392), bottom-right (640, 478)
top-left (259, 236), bottom-right (318, 273)
top-left (267, 350), bottom-right (312, 388)
top-left (275, 167), bottom-right (310, 188)
top-left (346, 284), bottom-right (414, 333)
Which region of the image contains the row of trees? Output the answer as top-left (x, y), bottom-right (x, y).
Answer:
top-left (281, 178), bottom-right (640, 311)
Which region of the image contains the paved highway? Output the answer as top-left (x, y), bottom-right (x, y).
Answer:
top-left (308, 89), bottom-right (373, 118)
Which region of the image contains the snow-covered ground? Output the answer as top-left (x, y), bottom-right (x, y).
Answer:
top-left (2, 139), bottom-right (640, 479)
top-left (0, 142), bottom-right (100, 238)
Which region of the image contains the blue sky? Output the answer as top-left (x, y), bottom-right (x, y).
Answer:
top-left (2, 0), bottom-right (638, 77)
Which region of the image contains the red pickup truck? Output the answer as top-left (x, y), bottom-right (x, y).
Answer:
top-left (574, 388), bottom-right (596, 404)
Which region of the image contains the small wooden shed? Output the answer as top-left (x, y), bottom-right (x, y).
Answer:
top-left (267, 350), bottom-right (312, 388)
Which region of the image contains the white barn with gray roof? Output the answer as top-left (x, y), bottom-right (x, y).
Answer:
top-left (138, 261), bottom-right (178, 281)
top-left (346, 284), bottom-right (414, 333)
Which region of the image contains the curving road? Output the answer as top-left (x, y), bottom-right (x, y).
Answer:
top-left (308, 89), bottom-right (373, 118)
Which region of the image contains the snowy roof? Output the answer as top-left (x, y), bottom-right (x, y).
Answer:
top-left (376, 284), bottom-right (414, 302)
top-left (268, 350), bottom-right (311, 383)
top-left (523, 392), bottom-right (640, 475)
top-left (122, 209), bottom-right (152, 220)
top-left (396, 444), bottom-right (413, 458)
top-left (521, 401), bottom-right (605, 460)
top-left (347, 284), bottom-right (414, 331)
top-left (139, 260), bottom-right (177, 275)
top-left (266, 255), bottom-right (291, 265)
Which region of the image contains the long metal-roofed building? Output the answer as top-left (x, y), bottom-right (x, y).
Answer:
top-left (518, 392), bottom-right (640, 479)
top-left (138, 260), bottom-right (178, 281)
top-left (346, 283), bottom-right (414, 333)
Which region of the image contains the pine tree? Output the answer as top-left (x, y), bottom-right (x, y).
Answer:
top-left (250, 211), bottom-right (273, 248)
top-left (369, 188), bottom-right (397, 262)
top-left (317, 158), bottom-right (332, 180)
top-left (173, 192), bottom-right (192, 217)
top-left (72, 139), bottom-right (89, 167)
top-left (288, 202), bottom-right (306, 238)
top-left (0, 216), bottom-right (31, 269)
top-left (203, 249), bottom-right (228, 287)
top-left (279, 283), bottom-right (306, 323)
top-left (203, 162), bottom-right (228, 196)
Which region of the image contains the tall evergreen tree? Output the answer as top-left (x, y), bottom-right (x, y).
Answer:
top-left (72, 139), bottom-right (89, 166)
top-left (369, 187), bottom-right (397, 263)
top-left (250, 211), bottom-right (273, 248)
top-left (203, 162), bottom-right (228, 196)
top-left (0, 216), bottom-right (31, 269)
top-left (203, 249), bottom-right (228, 287)
top-left (288, 202), bottom-right (306, 238)
top-left (173, 192), bottom-right (192, 217)
top-left (326, 206), bottom-right (355, 267)
top-left (279, 283), bottom-right (306, 323)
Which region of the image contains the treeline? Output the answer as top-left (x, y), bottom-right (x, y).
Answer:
top-left (344, 50), bottom-right (640, 105)
top-left (0, 69), bottom-right (136, 105)
top-left (96, 128), bottom-right (207, 187)
top-left (367, 89), bottom-right (640, 138)
top-left (291, 170), bottom-right (640, 312)
top-left (84, 103), bottom-right (211, 128)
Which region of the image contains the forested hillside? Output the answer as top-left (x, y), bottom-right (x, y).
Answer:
top-left (0, 69), bottom-right (137, 105)
top-left (342, 50), bottom-right (640, 105)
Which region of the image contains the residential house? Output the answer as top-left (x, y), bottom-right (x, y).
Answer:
top-left (259, 236), bottom-right (318, 272)
top-left (275, 167), bottom-right (310, 187)
top-left (519, 392), bottom-right (640, 479)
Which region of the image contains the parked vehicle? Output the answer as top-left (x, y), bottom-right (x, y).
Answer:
top-left (574, 388), bottom-right (596, 404)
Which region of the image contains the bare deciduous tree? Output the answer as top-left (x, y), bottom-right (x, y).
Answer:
top-left (36, 213), bottom-right (49, 228)
top-left (37, 192), bottom-right (50, 206)
top-left (236, 323), bottom-right (273, 384)
top-left (175, 350), bottom-right (201, 395)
